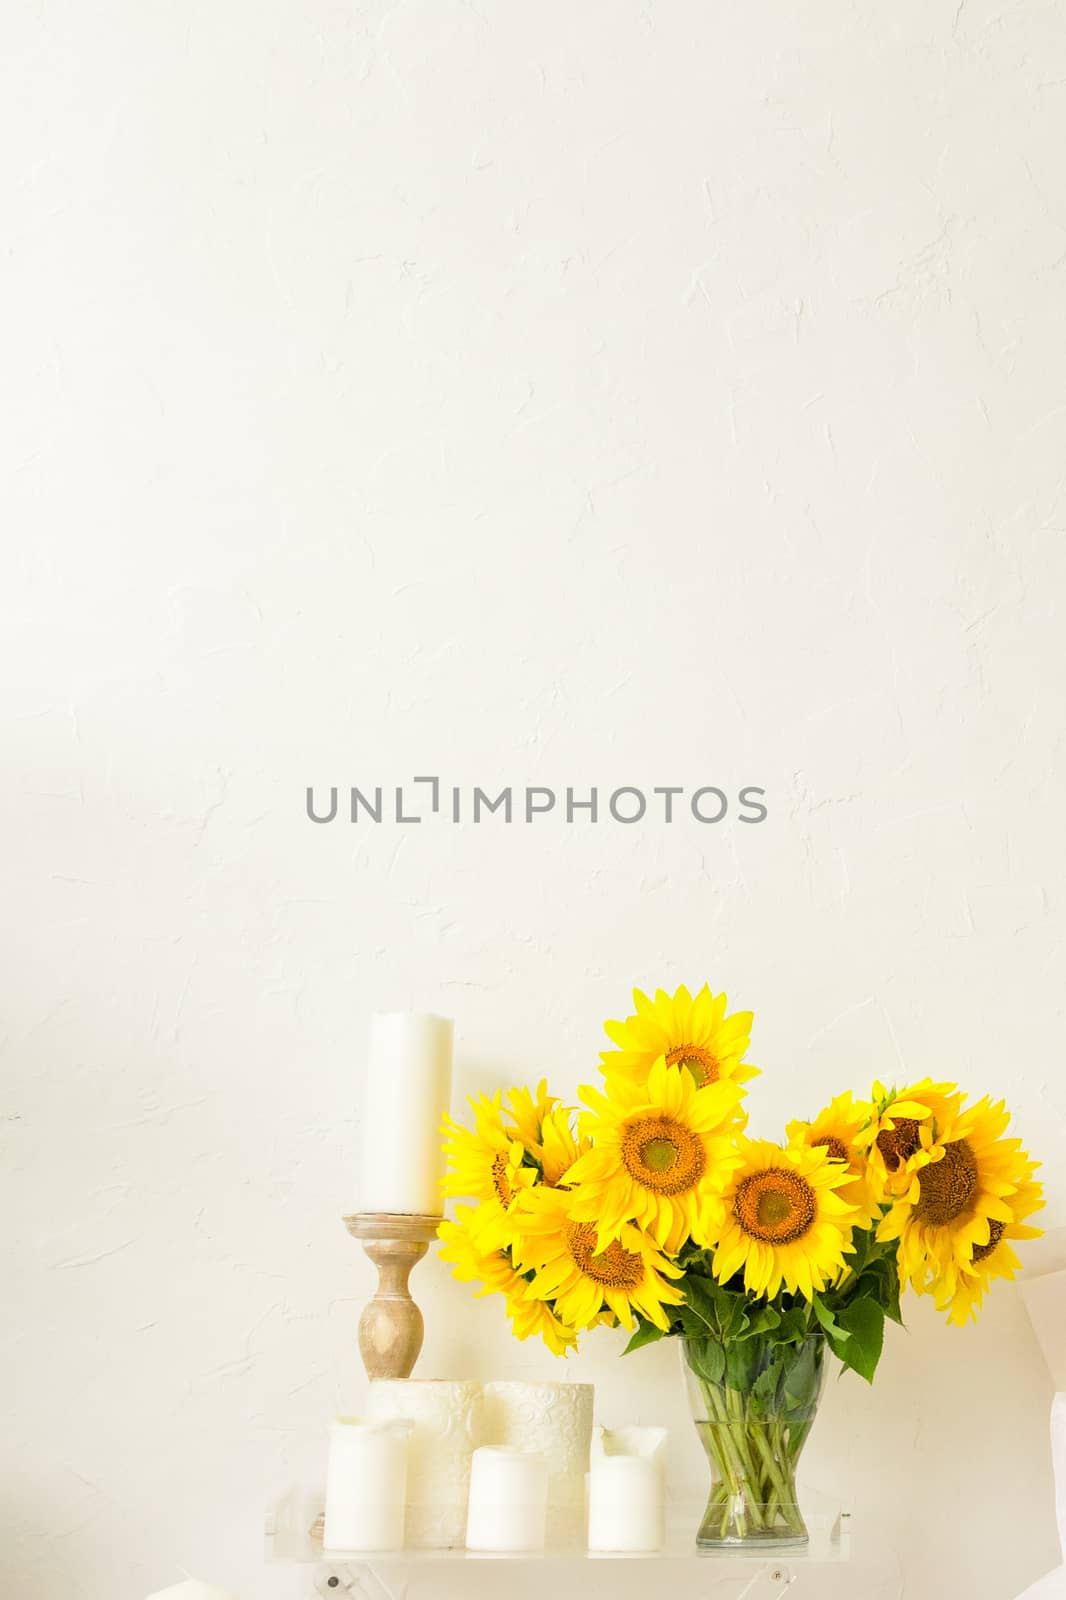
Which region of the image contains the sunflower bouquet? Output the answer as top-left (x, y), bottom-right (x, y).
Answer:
top-left (438, 985), bottom-right (1043, 1547)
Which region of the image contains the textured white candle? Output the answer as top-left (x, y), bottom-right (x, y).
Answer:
top-left (367, 1379), bottom-right (482, 1548)
top-left (465, 1447), bottom-right (549, 1552)
top-left (482, 1380), bottom-right (593, 1547)
top-left (322, 1416), bottom-right (413, 1552)
top-left (146, 1586), bottom-right (239, 1600)
top-left (359, 1012), bottom-right (453, 1215)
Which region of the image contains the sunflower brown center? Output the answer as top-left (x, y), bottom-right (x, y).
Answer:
top-left (665, 1043), bottom-right (719, 1086)
top-left (813, 1135), bottom-right (849, 1163)
top-left (972, 1218), bottom-right (1005, 1263)
top-left (734, 1169), bottom-right (817, 1244)
top-left (566, 1222), bottom-right (644, 1288)
top-left (621, 1115), bottom-right (707, 1195)
top-left (491, 1153), bottom-right (513, 1207)
top-left (876, 1116), bottom-right (921, 1173)
top-left (913, 1140), bottom-right (979, 1226)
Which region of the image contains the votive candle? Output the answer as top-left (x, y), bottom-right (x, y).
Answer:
top-left (465, 1446), bottom-right (549, 1552)
top-left (588, 1424), bottom-right (667, 1553)
top-left (588, 1456), bottom-right (665, 1552)
top-left (322, 1416), bottom-right (413, 1552)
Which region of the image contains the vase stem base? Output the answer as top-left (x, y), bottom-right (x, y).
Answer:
top-left (696, 1497), bottom-right (810, 1551)
top-left (697, 1529), bottom-right (809, 1551)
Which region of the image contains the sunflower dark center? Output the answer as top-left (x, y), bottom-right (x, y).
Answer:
top-left (566, 1222), bottom-right (644, 1288)
top-left (491, 1153), bottom-right (513, 1207)
top-left (876, 1116), bottom-right (921, 1173)
top-left (914, 1140), bottom-right (979, 1226)
top-left (665, 1043), bottom-right (719, 1086)
top-left (813, 1135), bottom-right (849, 1163)
top-left (621, 1114), bottom-right (706, 1195)
top-left (734, 1169), bottom-right (817, 1244)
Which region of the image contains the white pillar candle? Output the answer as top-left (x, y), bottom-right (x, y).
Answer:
top-left (588, 1456), bottom-right (663, 1552)
top-left (359, 1012), bottom-right (453, 1215)
top-left (588, 1424), bottom-right (668, 1553)
top-left (366, 1379), bottom-right (482, 1548)
top-left (146, 1586), bottom-right (239, 1600)
top-left (482, 1380), bottom-right (593, 1547)
top-left (465, 1446), bottom-right (549, 1552)
top-left (589, 1427), bottom-right (665, 1548)
top-left (322, 1416), bottom-right (413, 1552)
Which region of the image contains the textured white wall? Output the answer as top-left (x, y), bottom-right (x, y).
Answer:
top-left (4, 3), bottom-right (1066, 1598)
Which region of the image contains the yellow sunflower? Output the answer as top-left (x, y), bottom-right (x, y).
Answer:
top-left (500, 1081), bottom-right (588, 1186)
top-left (562, 1055), bottom-right (745, 1253)
top-left (510, 1183), bottom-right (685, 1332)
top-left (933, 1175), bottom-right (1044, 1325)
top-left (786, 1091), bottom-right (882, 1231)
top-left (710, 1138), bottom-right (858, 1299)
top-left (601, 984), bottom-right (758, 1093)
top-left (440, 1093), bottom-right (534, 1250)
top-left (438, 1205), bottom-right (577, 1356)
top-left (536, 1105), bottom-right (590, 1185)
top-left (854, 1078), bottom-right (964, 1199)
top-left (877, 1095), bottom-right (1036, 1297)
top-left (504, 1080), bottom-right (558, 1150)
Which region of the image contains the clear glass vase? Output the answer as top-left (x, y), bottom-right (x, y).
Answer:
top-left (683, 1332), bottom-right (826, 1549)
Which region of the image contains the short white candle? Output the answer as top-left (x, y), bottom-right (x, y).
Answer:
top-left (322, 1416), bottom-right (413, 1552)
top-left (588, 1455), bottom-right (665, 1552)
top-left (465, 1446), bottom-right (549, 1552)
top-left (146, 1585), bottom-right (239, 1600)
top-left (359, 1012), bottom-right (453, 1215)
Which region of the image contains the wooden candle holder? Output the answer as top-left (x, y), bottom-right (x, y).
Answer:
top-left (308, 1209), bottom-right (438, 1548)
top-left (311, 1213), bottom-right (441, 1549)
top-left (343, 1211), bottom-right (441, 1381)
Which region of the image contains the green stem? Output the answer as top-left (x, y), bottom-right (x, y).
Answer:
top-left (725, 1393), bottom-right (770, 1530)
top-left (765, 1419), bottom-right (805, 1535)
top-left (702, 1384), bottom-right (761, 1535)
top-left (751, 1421), bottom-right (791, 1503)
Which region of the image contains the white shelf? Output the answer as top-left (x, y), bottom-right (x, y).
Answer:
top-left (279, 1524), bottom-right (849, 1563)
top-left (266, 1490), bottom-right (904, 1597)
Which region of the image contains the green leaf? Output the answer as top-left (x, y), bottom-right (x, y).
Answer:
top-left (622, 1321), bottom-right (666, 1356)
top-left (724, 1338), bottom-right (758, 1393)
top-left (782, 1338), bottom-right (819, 1413)
top-left (841, 1225), bottom-right (874, 1277)
top-left (677, 1305), bottom-right (715, 1340)
top-left (735, 1302), bottom-right (781, 1341)
top-left (811, 1293), bottom-right (849, 1341)
top-left (685, 1336), bottom-right (727, 1386)
top-left (834, 1297), bottom-right (885, 1383)
top-left (751, 1363), bottom-right (780, 1411)
top-left (678, 1276), bottom-right (719, 1332)
top-left (837, 1254), bottom-right (903, 1327)
top-left (768, 1306), bottom-right (810, 1346)
top-left (681, 1274), bottom-right (753, 1340)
